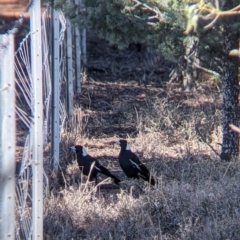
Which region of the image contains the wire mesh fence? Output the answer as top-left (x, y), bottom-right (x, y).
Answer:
top-left (1, 1), bottom-right (84, 239)
top-left (14, 4), bottom-right (68, 239)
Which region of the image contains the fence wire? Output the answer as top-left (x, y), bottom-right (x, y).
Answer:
top-left (13, 4), bottom-right (67, 239)
top-left (0, 0), bottom-right (80, 236)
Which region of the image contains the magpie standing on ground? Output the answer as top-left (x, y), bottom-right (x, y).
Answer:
top-left (113, 139), bottom-right (155, 186)
top-left (69, 145), bottom-right (121, 185)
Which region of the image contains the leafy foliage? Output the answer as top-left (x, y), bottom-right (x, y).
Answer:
top-left (185, 1), bottom-right (240, 72)
top-left (50, 0), bottom-right (240, 65)
top-left (50, 0), bottom-right (189, 61)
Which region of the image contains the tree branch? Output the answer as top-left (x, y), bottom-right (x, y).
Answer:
top-left (229, 124), bottom-right (240, 134)
top-left (193, 62), bottom-right (221, 79)
top-left (184, 1), bottom-right (240, 33)
top-left (203, 15), bottom-right (220, 30)
top-left (127, 0), bottom-right (167, 25)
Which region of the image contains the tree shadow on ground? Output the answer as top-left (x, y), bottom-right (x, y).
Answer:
top-left (86, 30), bottom-right (174, 85)
top-left (73, 79), bottom-right (222, 141)
top-left (54, 148), bottom-right (221, 192)
top-left (45, 150), bottom-right (240, 239)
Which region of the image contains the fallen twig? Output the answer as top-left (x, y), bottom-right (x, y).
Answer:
top-left (195, 123), bottom-right (220, 157)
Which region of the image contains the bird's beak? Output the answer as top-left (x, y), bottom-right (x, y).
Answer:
top-left (113, 140), bottom-right (120, 145)
top-left (69, 146), bottom-right (76, 151)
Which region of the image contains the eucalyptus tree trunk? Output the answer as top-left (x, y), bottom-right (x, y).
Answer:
top-left (220, 25), bottom-right (239, 161)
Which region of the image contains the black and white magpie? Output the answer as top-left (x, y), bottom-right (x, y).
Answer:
top-left (113, 139), bottom-right (155, 186)
top-left (69, 145), bottom-right (121, 185)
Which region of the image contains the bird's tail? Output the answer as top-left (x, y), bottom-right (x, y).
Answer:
top-left (107, 172), bottom-right (121, 185)
top-left (140, 174), bottom-right (156, 186)
top-left (111, 175), bottom-right (121, 185)
top-left (99, 166), bottom-right (121, 185)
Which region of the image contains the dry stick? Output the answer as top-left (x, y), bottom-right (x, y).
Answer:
top-left (195, 124), bottom-right (220, 157)
top-left (92, 178), bottom-right (114, 192)
top-left (130, 0), bottom-right (164, 25)
top-left (215, 0), bottom-right (219, 10)
top-left (133, 0), bottom-right (161, 15)
top-left (84, 161), bottom-right (114, 193)
top-left (196, 3), bottom-right (240, 32)
top-left (57, 163), bottom-right (68, 188)
top-left (193, 62), bottom-right (221, 78)
top-left (229, 124), bottom-right (240, 134)
top-left (223, 161), bottom-right (233, 178)
top-left (203, 15), bottom-right (220, 30)
top-left (83, 161), bottom-right (96, 192)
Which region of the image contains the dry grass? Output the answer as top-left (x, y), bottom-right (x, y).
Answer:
top-left (44, 79), bottom-right (240, 240)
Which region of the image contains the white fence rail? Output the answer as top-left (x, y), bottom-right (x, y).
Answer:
top-left (30, 0), bottom-right (44, 238)
top-left (0, 33), bottom-right (16, 240)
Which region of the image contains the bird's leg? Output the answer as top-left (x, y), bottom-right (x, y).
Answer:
top-left (136, 177), bottom-right (144, 192)
top-left (93, 176), bottom-right (101, 197)
top-left (95, 176), bottom-right (98, 186)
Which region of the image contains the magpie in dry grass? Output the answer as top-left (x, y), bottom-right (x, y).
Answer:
top-left (69, 145), bottom-right (121, 185)
top-left (113, 139), bottom-right (155, 186)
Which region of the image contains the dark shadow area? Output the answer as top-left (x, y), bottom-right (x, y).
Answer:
top-left (50, 147), bottom-right (227, 194)
top-left (95, 152), bottom-right (237, 185)
top-left (0, 15), bottom-right (30, 49)
top-left (73, 79), bottom-right (222, 140)
top-left (44, 150), bottom-right (240, 239)
top-left (87, 30), bottom-right (174, 85)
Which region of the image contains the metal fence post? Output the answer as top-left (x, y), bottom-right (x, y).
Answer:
top-left (52, 9), bottom-right (60, 171)
top-left (30, 0), bottom-right (43, 239)
top-left (81, 28), bottom-right (87, 65)
top-left (66, 19), bottom-right (74, 117)
top-left (75, 0), bottom-right (81, 94)
top-left (0, 34), bottom-right (16, 240)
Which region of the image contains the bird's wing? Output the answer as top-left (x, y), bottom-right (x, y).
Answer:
top-left (95, 162), bottom-right (121, 184)
top-left (128, 151), bottom-right (141, 165)
top-left (77, 154), bottom-right (95, 165)
top-left (86, 158), bottom-right (104, 174)
top-left (85, 155), bottom-right (96, 164)
top-left (129, 151), bottom-right (150, 175)
top-left (87, 156), bottom-right (120, 182)
top-left (126, 151), bottom-right (155, 185)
